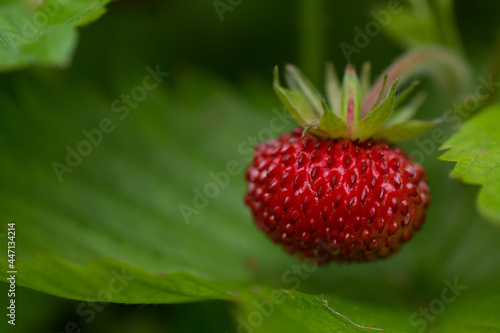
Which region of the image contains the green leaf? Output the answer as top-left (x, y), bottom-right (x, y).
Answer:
top-left (352, 79), bottom-right (399, 141)
top-left (439, 105), bottom-right (500, 224)
top-left (0, 68), bottom-right (302, 303)
top-left (284, 64), bottom-right (323, 117)
top-left (359, 61), bottom-right (371, 100)
top-left (395, 80), bottom-right (421, 106)
top-left (233, 277), bottom-right (500, 333)
top-left (317, 99), bottom-right (348, 138)
top-left (386, 91), bottom-right (427, 126)
top-left (432, 283), bottom-right (500, 332)
top-left (0, 254), bottom-right (231, 303)
top-left (369, 73), bottom-right (388, 112)
top-left (234, 288), bottom-right (408, 332)
top-left (340, 65), bottom-right (361, 126)
top-left (273, 66), bottom-right (315, 124)
top-left (325, 62), bottom-right (342, 117)
top-left (0, 0), bottom-right (111, 71)
top-left (372, 119), bottom-right (440, 143)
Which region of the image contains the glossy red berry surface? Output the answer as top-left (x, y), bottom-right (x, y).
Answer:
top-left (245, 128), bottom-right (430, 263)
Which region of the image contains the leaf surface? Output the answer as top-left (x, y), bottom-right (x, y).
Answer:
top-left (0, 0), bottom-right (111, 71)
top-left (439, 105), bottom-right (500, 224)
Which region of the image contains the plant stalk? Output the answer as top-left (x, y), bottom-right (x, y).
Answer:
top-left (298, 0), bottom-right (325, 88)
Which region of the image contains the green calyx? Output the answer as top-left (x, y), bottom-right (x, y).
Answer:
top-left (273, 48), bottom-right (468, 143)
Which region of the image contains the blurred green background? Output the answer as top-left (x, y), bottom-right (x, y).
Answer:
top-left (1, 0), bottom-right (500, 332)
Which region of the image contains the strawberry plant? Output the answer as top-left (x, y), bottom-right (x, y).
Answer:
top-left (245, 60), bottom-right (435, 263)
top-left (1, 0), bottom-right (500, 332)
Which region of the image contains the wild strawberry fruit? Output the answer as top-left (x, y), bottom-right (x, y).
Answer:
top-left (245, 54), bottom-right (438, 263)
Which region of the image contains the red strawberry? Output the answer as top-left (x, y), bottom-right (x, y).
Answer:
top-left (245, 129), bottom-right (430, 262)
top-left (245, 56), bottom-right (438, 263)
